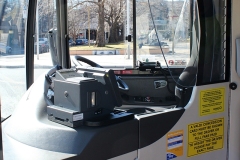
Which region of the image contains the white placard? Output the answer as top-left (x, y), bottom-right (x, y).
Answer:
top-left (73, 113), bottom-right (83, 121)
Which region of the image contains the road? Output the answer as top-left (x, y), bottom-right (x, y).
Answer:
top-left (0, 68), bottom-right (49, 118)
top-left (0, 53), bottom-right (53, 118)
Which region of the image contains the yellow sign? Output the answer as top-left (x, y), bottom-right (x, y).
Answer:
top-left (200, 88), bottom-right (225, 116)
top-left (188, 118), bottom-right (224, 157)
top-left (166, 130), bottom-right (183, 160)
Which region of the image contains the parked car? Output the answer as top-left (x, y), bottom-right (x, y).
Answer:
top-left (34, 41), bottom-right (49, 53)
top-left (5, 46), bottom-right (12, 54)
top-left (80, 39), bottom-right (88, 44)
top-left (149, 41), bottom-right (167, 46)
top-left (39, 38), bottom-right (48, 43)
top-left (75, 39), bottom-right (84, 45)
top-left (0, 43), bottom-right (12, 54)
top-left (69, 39), bottom-right (76, 46)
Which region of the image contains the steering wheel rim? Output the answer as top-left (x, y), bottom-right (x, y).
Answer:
top-left (73, 56), bottom-right (129, 91)
top-left (73, 55), bottom-right (103, 68)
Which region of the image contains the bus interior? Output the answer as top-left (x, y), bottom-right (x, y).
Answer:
top-left (1, 0), bottom-right (240, 159)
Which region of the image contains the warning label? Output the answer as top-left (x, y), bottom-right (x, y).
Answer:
top-left (188, 118), bottom-right (224, 157)
top-left (200, 88), bottom-right (225, 116)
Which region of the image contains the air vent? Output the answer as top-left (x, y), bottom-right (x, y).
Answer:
top-left (154, 80), bottom-right (167, 89)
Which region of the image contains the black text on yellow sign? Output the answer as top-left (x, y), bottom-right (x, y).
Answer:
top-left (200, 88), bottom-right (225, 116)
top-left (188, 118), bottom-right (224, 157)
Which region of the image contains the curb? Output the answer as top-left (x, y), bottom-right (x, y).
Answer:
top-left (0, 65), bottom-right (53, 69)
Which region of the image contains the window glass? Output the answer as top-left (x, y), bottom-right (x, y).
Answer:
top-left (0, 0), bottom-right (28, 118)
top-left (65, 0), bottom-right (192, 69)
top-left (67, 0), bottom-right (133, 68)
top-left (33, 0), bottom-right (55, 80)
top-left (136, 0), bottom-right (191, 68)
top-left (66, 0), bottom-right (192, 69)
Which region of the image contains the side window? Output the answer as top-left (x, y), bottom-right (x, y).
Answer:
top-left (34, 0), bottom-right (55, 74)
top-left (0, 0), bottom-right (28, 118)
top-left (0, 0), bottom-right (57, 119)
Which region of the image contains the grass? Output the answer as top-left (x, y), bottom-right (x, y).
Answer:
top-left (69, 42), bottom-right (130, 51)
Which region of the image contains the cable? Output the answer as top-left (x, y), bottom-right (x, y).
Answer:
top-left (147, 0), bottom-right (195, 89)
top-left (1, 115), bottom-right (11, 123)
top-left (158, 68), bottom-right (175, 95)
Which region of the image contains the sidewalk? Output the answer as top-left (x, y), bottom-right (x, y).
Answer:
top-left (0, 51), bottom-right (190, 69)
top-left (0, 52), bottom-right (134, 69)
top-left (0, 53), bottom-right (53, 68)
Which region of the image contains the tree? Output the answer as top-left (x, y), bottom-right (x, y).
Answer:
top-left (38, 0), bottom-right (55, 36)
top-left (95, 0), bottom-right (105, 47)
top-left (71, 0), bottom-right (106, 47)
top-left (104, 0), bottom-right (125, 43)
top-left (38, 0), bottom-right (137, 46)
top-left (68, 0), bottom-right (94, 41)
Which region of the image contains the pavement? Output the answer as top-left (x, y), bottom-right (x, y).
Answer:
top-left (0, 53), bottom-right (54, 68)
top-left (0, 46), bottom-right (191, 69)
top-left (0, 52), bottom-right (135, 69)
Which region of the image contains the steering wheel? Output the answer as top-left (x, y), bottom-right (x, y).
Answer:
top-left (73, 56), bottom-right (129, 91)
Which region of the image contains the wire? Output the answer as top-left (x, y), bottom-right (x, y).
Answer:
top-left (158, 68), bottom-right (175, 95)
top-left (1, 115), bottom-right (11, 123)
top-left (147, 0), bottom-right (195, 89)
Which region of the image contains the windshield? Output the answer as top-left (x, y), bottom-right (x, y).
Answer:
top-left (135, 0), bottom-right (193, 68)
top-left (64, 0), bottom-right (194, 69)
top-left (0, 0), bottom-right (195, 71)
top-left (66, 0), bottom-right (132, 68)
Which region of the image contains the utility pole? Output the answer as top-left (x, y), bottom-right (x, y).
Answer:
top-left (171, 0), bottom-right (174, 54)
top-left (127, 0), bottom-right (130, 59)
top-left (88, 6), bottom-right (90, 47)
top-left (48, 0), bottom-right (49, 30)
top-left (36, 0), bottom-right (39, 59)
